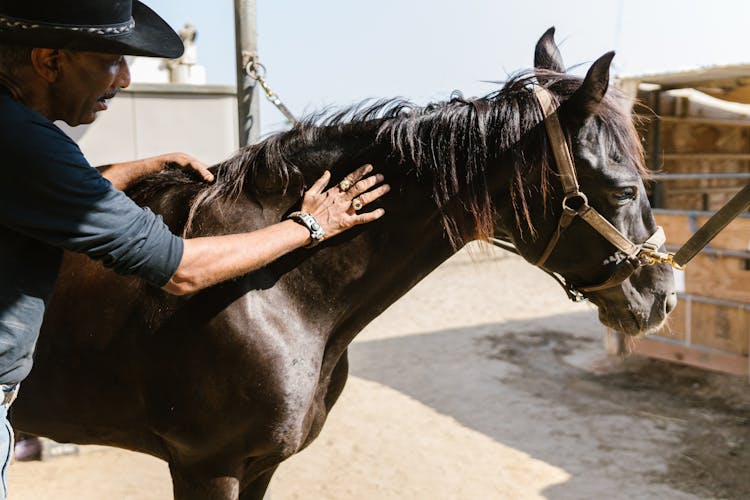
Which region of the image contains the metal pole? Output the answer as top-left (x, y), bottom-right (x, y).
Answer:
top-left (234, 0), bottom-right (260, 147)
top-left (650, 89), bottom-right (663, 208)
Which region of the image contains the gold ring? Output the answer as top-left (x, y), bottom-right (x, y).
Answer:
top-left (339, 179), bottom-right (352, 191)
top-left (351, 197), bottom-right (363, 211)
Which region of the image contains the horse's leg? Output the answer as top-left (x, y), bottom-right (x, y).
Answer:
top-left (239, 467), bottom-right (277, 500)
top-left (169, 461), bottom-right (240, 500)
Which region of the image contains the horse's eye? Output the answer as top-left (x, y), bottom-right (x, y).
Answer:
top-left (612, 187), bottom-right (637, 205)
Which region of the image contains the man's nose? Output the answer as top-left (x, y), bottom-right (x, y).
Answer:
top-left (117, 57), bottom-right (131, 89)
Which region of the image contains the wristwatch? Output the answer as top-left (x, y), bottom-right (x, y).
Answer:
top-left (287, 211), bottom-right (326, 247)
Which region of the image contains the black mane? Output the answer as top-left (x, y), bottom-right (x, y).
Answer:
top-left (130, 71), bottom-right (644, 244)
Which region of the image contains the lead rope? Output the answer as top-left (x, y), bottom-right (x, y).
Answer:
top-left (671, 183), bottom-right (750, 267)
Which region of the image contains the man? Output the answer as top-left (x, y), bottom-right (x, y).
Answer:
top-left (0, 1), bottom-right (388, 496)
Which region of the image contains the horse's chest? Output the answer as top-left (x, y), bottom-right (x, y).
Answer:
top-left (193, 280), bottom-right (343, 453)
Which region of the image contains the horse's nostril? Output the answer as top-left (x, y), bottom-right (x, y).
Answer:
top-left (665, 292), bottom-right (678, 315)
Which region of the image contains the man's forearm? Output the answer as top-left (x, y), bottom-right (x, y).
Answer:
top-left (162, 220), bottom-right (312, 295)
top-left (97, 158), bottom-right (157, 190)
top-left (160, 165), bottom-right (388, 296)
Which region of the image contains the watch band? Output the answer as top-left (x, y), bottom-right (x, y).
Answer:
top-left (287, 211), bottom-right (326, 247)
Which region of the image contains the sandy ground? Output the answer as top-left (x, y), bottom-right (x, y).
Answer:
top-left (7, 246), bottom-right (750, 499)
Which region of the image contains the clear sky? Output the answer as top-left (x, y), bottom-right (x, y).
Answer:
top-left (147, 0), bottom-right (750, 134)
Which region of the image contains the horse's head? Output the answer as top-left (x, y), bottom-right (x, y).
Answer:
top-left (496, 28), bottom-right (676, 335)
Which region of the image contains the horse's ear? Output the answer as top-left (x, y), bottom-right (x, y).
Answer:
top-left (534, 27), bottom-right (565, 83)
top-left (565, 51), bottom-right (615, 122)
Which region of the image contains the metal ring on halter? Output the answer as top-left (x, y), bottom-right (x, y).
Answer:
top-left (339, 179), bottom-right (352, 191)
top-left (562, 192), bottom-right (588, 212)
top-left (351, 197), bottom-right (363, 211)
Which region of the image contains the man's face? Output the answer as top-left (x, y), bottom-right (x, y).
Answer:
top-left (51, 51), bottom-right (131, 126)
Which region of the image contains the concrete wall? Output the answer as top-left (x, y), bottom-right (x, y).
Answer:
top-left (58, 83), bottom-right (239, 167)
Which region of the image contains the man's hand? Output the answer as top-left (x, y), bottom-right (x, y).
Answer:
top-left (300, 164), bottom-right (389, 241)
top-left (98, 152), bottom-right (213, 190)
top-left (157, 153), bottom-right (214, 183)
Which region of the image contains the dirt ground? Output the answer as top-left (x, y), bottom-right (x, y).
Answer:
top-left (8, 246), bottom-right (750, 499)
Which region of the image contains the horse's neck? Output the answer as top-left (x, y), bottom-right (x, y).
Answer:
top-left (226, 114), bottom-right (520, 347)
top-left (269, 216), bottom-right (455, 371)
top-left (264, 125), bottom-right (463, 348)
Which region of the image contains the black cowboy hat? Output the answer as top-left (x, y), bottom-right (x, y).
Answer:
top-left (0, 0), bottom-right (184, 59)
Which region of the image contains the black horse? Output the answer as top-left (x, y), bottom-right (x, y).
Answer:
top-left (12, 29), bottom-right (675, 499)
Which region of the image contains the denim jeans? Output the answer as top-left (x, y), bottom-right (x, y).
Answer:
top-left (0, 384), bottom-right (18, 500)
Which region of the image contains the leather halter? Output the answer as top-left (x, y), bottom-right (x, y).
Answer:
top-left (494, 86), bottom-right (673, 302)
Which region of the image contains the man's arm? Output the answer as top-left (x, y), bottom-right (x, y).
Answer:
top-left (163, 166), bottom-right (389, 295)
top-left (98, 152), bottom-right (214, 190)
top-left (1, 115), bottom-right (387, 294)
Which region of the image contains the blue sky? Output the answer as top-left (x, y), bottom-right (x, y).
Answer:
top-left (147, 0), bottom-right (750, 134)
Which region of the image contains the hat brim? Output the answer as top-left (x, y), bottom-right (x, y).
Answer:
top-left (0, 1), bottom-right (184, 59)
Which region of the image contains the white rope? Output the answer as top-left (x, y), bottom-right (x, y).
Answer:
top-left (0, 16), bottom-right (135, 35)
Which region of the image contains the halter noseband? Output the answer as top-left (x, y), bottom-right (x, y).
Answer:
top-left (494, 86), bottom-right (676, 302)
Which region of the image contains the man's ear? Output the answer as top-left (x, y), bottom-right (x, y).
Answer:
top-left (30, 48), bottom-right (61, 83)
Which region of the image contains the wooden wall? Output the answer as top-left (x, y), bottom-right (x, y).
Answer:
top-left (625, 89), bottom-right (750, 376)
top-left (637, 91), bottom-right (750, 211)
top-left (653, 213), bottom-right (750, 369)
top-left (658, 117), bottom-right (750, 210)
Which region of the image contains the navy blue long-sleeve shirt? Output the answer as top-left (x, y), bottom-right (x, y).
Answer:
top-left (0, 87), bottom-right (184, 384)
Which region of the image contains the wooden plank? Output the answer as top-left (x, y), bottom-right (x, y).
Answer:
top-left (658, 162), bottom-right (750, 175)
top-left (653, 115), bottom-right (750, 128)
top-left (661, 192), bottom-right (707, 211)
top-left (649, 297), bottom-right (750, 356)
top-left (689, 300), bottom-right (750, 355)
top-left (685, 254), bottom-right (750, 304)
top-left (707, 190), bottom-right (744, 211)
top-left (700, 216), bottom-right (750, 250)
top-left (649, 171), bottom-right (750, 182)
top-left (658, 185), bottom-right (750, 192)
top-left (661, 154), bottom-right (750, 161)
top-left (631, 337), bottom-right (749, 376)
top-left (655, 213), bottom-right (750, 250)
top-left (656, 213), bottom-right (698, 245)
top-left (659, 121), bottom-right (749, 155)
top-left (659, 191), bottom-right (746, 211)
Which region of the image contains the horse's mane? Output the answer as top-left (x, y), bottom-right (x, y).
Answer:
top-left (132, 70), bottom-right (645, 245)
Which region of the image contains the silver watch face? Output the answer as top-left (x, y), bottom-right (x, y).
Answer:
top-left (310, 226), bottom-right (325, 240)
top-left (290, 212), bottom-right (325, 243)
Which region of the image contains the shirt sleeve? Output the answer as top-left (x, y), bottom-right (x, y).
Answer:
top-left (0, 117), bottom-right (183, 287)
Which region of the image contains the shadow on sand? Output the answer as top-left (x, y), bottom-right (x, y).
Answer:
top-left (348, 311), bottom-right (750, 499)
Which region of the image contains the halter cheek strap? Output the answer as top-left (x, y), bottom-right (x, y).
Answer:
top-left (534, 86), bottom-right (579, 199)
